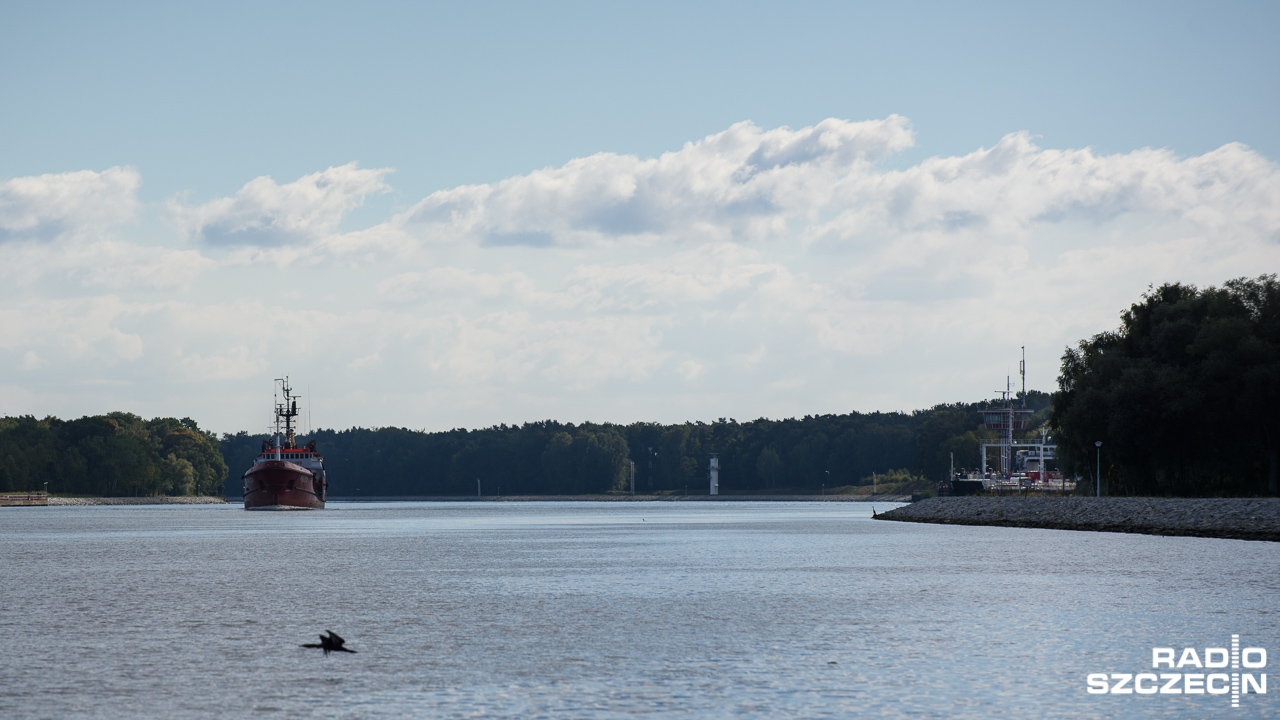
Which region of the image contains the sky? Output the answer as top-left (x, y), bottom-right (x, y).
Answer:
top-left (2, 1), bottom-right (1278, 435)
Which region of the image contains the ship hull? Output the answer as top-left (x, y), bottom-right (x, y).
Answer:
top-left (243, 461), bottom-right (324, 510)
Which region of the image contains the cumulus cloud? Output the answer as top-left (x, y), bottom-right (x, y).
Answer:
top-left (807, 134), bottom-right (1280, 246)
top-left (383, 118), bottom-right (1280, 273)
top-left (4, 117), bottom-right (1278, 431)
top-left (0, 167), bottom-right (140, 241)
top-left (172, 162), bottom-right (392, 245)
top-left (397, 116), bottom-right (916, 246)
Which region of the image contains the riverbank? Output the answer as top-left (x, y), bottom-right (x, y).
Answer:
top-left (329, 494), bottom-right (913, 503)
top-left (46, 496), bottom-right (228, 506)
top-left (876, 496), bottom-right (1280, 542)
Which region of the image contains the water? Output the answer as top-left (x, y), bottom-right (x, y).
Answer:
top-left (1, 502), bottom-right (1276, 719)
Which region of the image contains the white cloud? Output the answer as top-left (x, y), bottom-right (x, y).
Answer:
top-left (806, 134), bottom-right (1280, 247)
top-left (0, 297), bottom-right (145, 363)
top-left (0, 239), bottom-right (215, 290)
top-left (20, 351), bottom-right (45, 371)
top-left (175, 346), bottom-right (270, 381)
top-left (376, 268), bottom-right (538, 305)
top-left (0, 167), bottom-right (140, 241)
top-left (387, 120), bottom-right (1280, 258)
top-left (172, 162), bottom-right (392, 245)
top-left (396, 116), bottom-right (916, 246)
top-left (2, 117), bottom-right (1278, 431)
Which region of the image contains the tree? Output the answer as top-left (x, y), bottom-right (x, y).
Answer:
top-left (756, 446), bottom-right (781, 488)
top-left (1051, 275), bottom-right (1278, 496)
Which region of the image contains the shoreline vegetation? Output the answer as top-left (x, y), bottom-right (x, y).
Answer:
top-left (877, 497), bottom-right (1280, 542)
top-left (49, 496), bottom-right (228, 506)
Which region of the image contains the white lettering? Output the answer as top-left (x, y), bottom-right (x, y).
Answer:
top-left (1159, 674), bottom-right (1182, 694)
top-left (1243, 648), bottom-right (1267, 669)
top-left (1134, 673), bottom-right (1158, 694)
top-left (1109, 674), bottom-right (1133, 694)
top-left (1152, 647), bottom-right (1175, 668)
top-left (1243, 673), bottom-right (1267, 694)
top-left (1204, 648), bottom-right (1228, 668)
top-left (1206, 673), bottom-right (1230, 694)
top-left (1177, 648), bottom-right (1203, 668)
top-left (1183, 673), bottom-right (1205, 694)
top-left (1087, 673), bottom-right (1110, 694)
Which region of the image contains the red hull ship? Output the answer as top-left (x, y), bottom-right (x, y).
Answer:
top-left (243, 377), bottom-right (327, 510)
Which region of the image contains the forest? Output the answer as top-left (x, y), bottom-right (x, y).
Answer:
top-left (2, 398), bottom-right (1045, 499)
top-left (218, 394), bottom-right (1052, 498)
top-left (0, 413), bottom-right (226, 496)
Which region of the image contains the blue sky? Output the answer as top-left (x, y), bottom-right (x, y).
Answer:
top-left (7, 2), bottom-right (1275, 198)
top-left (2, 2), bottom-right (1278, 432)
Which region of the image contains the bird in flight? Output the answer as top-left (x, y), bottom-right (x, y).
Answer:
top-left (301, 630), bottom-right (357, 655)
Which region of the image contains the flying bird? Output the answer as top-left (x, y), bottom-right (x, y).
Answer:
top-left (302, 630), bottom-right (356, 655)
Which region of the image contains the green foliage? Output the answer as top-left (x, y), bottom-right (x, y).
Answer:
top-left (856, 467), bottom-right (923, 486)
top-left (540, 427), bottom-right (629, 494)
top-left (842, 468), bottom-right (932, 495)
top-left (1051, 275), bottom-right (1280, 496)
top-left (0, 413), bottom-right (227, 496)
top-left (755, 446), bottom-right (782, 488)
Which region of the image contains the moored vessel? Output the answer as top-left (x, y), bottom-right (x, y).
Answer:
top-left (243, 377), bottom-right (326, 510)
top-left (944, 349), bottom-right (1073, 495)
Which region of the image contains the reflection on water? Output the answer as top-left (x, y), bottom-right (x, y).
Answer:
top-left (1, 502), bottom-right (1276, 718)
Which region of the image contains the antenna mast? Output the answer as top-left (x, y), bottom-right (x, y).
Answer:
top-left (1003, 376), bottom-right (1012, 476)
top-left (273, 376), bottom-right (301, 448)
top-left (1020, 346), bottom-right (1027, 408)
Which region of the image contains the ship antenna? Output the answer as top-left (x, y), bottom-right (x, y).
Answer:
top-left (273, 377), bottom-right (283, 440)
top-left (1020, 346), bottom-right (1027, 408)
top-left (277, 375), bottom-right (301, 449)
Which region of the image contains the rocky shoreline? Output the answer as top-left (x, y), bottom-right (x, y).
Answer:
top-left (328, 494), bottom-right (913, 503)
top-left (876, 496), bottom-right (1280, 542)
top-left (48, 496), bottom-right (227, 506)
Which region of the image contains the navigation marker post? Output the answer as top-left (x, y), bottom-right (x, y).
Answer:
top-left (1095, 441), bottom-right (1103, 497)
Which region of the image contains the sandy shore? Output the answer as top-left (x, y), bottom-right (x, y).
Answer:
top-left (876, 496), bottom-right (1280, 542)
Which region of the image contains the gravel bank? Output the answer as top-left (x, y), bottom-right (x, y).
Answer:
top-left (876, 497), bottom-right (1280, 542)
top-left (48, 496), bottom-right (228, 506)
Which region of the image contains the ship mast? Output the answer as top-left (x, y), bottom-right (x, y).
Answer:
top-left (1020, 346), bottom-right (1027, 409)
top-left (274, 376), bottom-right (301, 449)
top-left (1001, 376), bottom-right (1012, 476)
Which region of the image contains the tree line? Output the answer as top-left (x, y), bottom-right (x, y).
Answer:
top-left (0, 413), bottom-right (227, 496)
top-left (219, 395), bottom-right (1052, 498)
top-left (3, 399), bottom-right (1047, 499)
top-left (1051, 275), bottom-right (1279, 496)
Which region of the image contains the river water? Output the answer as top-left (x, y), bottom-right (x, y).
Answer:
top-left (1, 502), bottom-right (1275, 719)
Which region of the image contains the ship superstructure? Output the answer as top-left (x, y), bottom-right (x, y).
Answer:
top-left (948, 349), bottom-right (1072, 495)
